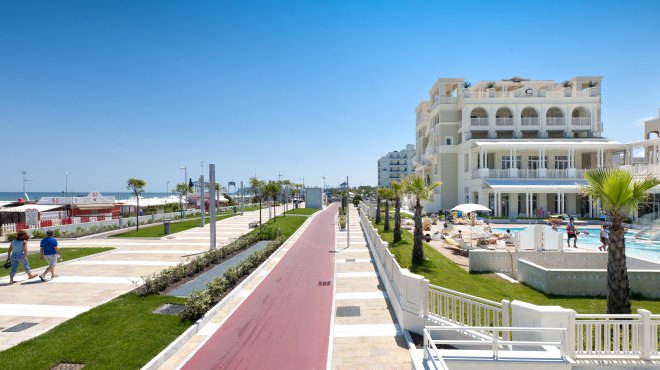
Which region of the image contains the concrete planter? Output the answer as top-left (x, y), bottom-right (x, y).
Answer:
top-left (487, 88), bottom-right (496, 98)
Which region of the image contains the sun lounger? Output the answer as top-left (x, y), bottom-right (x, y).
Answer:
top-left (456, 239), bottom-right (477, 255)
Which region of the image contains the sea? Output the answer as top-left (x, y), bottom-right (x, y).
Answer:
top-left (0, 192), bottom-right (172, 202)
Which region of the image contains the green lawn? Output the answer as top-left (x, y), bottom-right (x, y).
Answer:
top-left (0, 294), bottom-right (192, 370)
top-left (110, 214), bottom-right (236, 238)
top-left (1, 247), bottom-right (114, 277)
top-left (284, 208), bottom-right (318, 216)
top-left (250, 214), bottom-right (308, 239)
top-left (373, 221), bottom-right (660, 314)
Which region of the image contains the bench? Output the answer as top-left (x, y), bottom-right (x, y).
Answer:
top-left (249, 221), bottom-right (260, 228)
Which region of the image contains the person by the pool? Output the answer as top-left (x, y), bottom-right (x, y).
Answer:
top-left (599, 226), bottom-right (609, 251)
top-left (566, 217), bottom-right (578, 249)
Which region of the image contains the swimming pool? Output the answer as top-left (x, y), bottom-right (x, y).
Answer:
top-left (492, 227), bottom-right (660, 263)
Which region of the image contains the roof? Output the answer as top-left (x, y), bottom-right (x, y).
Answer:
top-left (484, 179), bottom-right (587, 192)
top-left (0, 204), bottom-right (65, 212)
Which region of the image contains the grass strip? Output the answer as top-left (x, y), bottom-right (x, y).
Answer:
top-left (372, 221), bottom-right (660, 314)
top-left (0, 247), bottom-right (114, 278)
top-left (283, 208), bottom-right (318, 216)
top-left (248, 214), bottom-right (308, 239)
top-left (0, 293), bottom-right (192, 370)
top-left (110, 214), bottom-right (236, 238)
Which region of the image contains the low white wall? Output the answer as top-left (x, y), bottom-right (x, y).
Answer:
top-left (518, 259), bottom-right (660, 298)
top-left (469, 250), bottom-right (606, 275)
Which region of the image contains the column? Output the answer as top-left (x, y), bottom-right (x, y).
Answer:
top-left (485, 147), bottom-right (488, 168)
top-left (510, 147), bottom-right (513, 169)
top-left (488, 105), bottom-right (496, 138)
top-left (589, 196), bottom-right (593, 218)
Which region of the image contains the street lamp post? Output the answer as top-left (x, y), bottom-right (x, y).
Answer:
top-left (166, 181), bottom-right (169, 196)
top-left (180, 167), bottom-right (187, 211)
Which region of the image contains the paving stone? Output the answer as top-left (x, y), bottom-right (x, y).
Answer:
top-left (336, 306), bottom-right (361, 317)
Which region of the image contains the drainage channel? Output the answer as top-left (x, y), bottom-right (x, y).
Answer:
top-left (167, 240), bottom-right (270, 297)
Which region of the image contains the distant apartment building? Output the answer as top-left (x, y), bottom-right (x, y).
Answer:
top-left (378, 144), bottom-right (415, 187)
top-left (411, 75), bottom-right (656, 218)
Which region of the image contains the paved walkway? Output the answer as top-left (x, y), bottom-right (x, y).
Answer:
top-left (170, 204), bottom-right (336, 370)
top-left (0, 204), bottom-right (291, 351)
top-left (330, 206), bottom-right (410, 370)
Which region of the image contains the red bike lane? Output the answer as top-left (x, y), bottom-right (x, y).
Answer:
top-left (181, 204), bottom-right (337, 370)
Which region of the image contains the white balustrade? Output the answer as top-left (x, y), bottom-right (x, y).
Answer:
top-left (546, 117), bottom-right (565, 126)
top-left (470, 92), bottom-right (488, 99)
top-left (572, 117), bottom-right (591, 126)
top-left (547, 169), bottom-right (568, 178)
top-left (489, 169), bottom-right (510, 178)
top-left (518, 169), bottom-right (538, 178)
top-left (521, 117), bottom-right (539, 126)
top-left (545, 90), bottom-right (564, 98)
top-left (495, 118), bottom-right (513, 126)
top-left (471, 118), bottom-right (489, 126)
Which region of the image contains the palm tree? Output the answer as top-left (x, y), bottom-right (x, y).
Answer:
top-left (580, 168), bottom-right (660, 314)
top-left (382, 188), bottom-right (393, 232)
top-left (375, 187), bottom-right (382, 224)
top-left (402, 175), bottom-right (441, 262)
top-left (390, 181), bottom-right (404, 243)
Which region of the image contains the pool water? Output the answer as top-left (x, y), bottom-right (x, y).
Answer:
top-left (492, 227), bottom-right (660, 263)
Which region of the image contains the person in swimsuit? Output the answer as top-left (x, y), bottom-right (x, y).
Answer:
top-left (599, 226), bottom-right (609, 251)
top-left (566, 217), bottom-right (578, 249)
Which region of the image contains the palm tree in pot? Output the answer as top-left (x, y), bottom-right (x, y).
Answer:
top-left (390, 180), bottom-right (404, 243)
top-left (402, 175), bottom-right (441, 262)
top-left (580, 168), bottom-right (659, 314)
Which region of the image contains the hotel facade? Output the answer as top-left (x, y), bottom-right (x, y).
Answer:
top-left (413, 76), bottom-right (660, 220)
top-left (377, 144), bottom-right (415, 187)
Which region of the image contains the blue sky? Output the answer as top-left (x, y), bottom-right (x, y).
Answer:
top-left (1, 0), bottom-right (659, 194)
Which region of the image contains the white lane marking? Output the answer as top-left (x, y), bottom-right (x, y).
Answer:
top-left (119, 250), bottom-right (204, 255)
top-left (336, 272), bottom-right (379, 278)
top-left (72, 261), bottom-right (179, 266)
top-left (6, 275), bottom-right (142, 284)
top-left (333, 323), bottom-right (402, 337)
top-left (0, 304), bottom-right (92, 318)
top-left (337, 259), bottom-right (373, 263)
top-left (336, 292), bottom-right (388, 300)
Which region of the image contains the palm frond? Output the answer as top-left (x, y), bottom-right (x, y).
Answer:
top-left (580, 168), bottom-right (660, 215)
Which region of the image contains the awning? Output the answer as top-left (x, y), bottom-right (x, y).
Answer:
top-left (74, 203), bottom-right (116, 210)
top-left (0, 204), bottom-right (65, 212)
top-left (484, 179), bottom-right (587, 192)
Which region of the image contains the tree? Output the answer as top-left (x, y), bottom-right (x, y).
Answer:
top-left (264, 181), bottom-right (281, 221)
top-left (390, 181), bottom-right (404, 243)
top-left (580, 168), bottom-right (659, 314)
top-left (402, 175), bottom-right (441, 262)
top-left (375, 187), bottom-right (382, 224)
top-left (381, 188), bottom-right (393, 232)
top-left (249, 177), bottom-right (266, 228)
top-left (352, 194), bottom-right (362, 207)
top-left (126, 178), bottom-right (147, 231)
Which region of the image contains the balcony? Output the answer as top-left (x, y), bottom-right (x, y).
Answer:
top-left (572, 117), bottom-right (591, 126)
top-left (488, 169), bottom-right (510, 178)
top-left (546, 117), bottom-right (564, 126)
top-left (547, 169), bottom-right (568, 178)
top-left (518, 169), bottom-right (538, 178)
top-left (521, 117), bottom-right (539, 126)
top-left (472, 168), bottom-right (587, 179)
top-left (495, 118), bottom-right (514, 126)
top-left (471, 118), bottom-right (489, 127)
top-left (431, 96), bottom-right (459, 110)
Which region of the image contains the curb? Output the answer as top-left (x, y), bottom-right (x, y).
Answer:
top-left (140, 208), bottom-right (321, 370)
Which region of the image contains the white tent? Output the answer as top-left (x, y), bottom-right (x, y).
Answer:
top-left (451, 204), bottom-right (491, 213)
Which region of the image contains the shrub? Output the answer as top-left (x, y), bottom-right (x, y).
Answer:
top-left (31, 230), bottom-right (47, 239)
top-left (183, 288), bottom-right (212, 320)
top-left (206, 276), bottom-right (229, 297)
top-left (223, 266), bottom-right (239, 285)
top-left (5, 233), bottom-right (17, 241)
top-left (339, 216), bottom-right (347, 229)
top-left (53, 229), bottom-right (61, 237)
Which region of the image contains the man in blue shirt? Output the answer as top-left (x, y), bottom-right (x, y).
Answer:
top-left (39, 230), bottom-right (63, 282)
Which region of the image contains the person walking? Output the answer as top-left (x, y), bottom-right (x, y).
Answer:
top-left (39, 230), bottom-right (63, 281)
top-left (566, 217), bottom-right (578, 249)
top-left (599, 226), bottom-right (609, 252)
top-left (600, 209), bottom-right (607, 226)
top-left (6, 230), bottom-right (39, 284)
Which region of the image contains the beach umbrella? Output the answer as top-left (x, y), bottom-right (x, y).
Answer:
top-left (451, 204), bottom-right (492, 245)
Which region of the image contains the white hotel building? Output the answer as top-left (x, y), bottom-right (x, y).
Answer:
top-left (377, 144), bottom-right (415, 187)
top-left (413, 76), bottom-right (660, 220)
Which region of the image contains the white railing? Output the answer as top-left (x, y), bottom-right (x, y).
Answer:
top-left (471, 118), bottom-right (489, 126)
top-left (495, 91), bottom-right (515, 98)
top-left (572, 117), bottom-right (591, 126)
top-left (432, 97), bottom-right (458, 110)
top-left (495, 118), bottom-right (513, 126)
top-left (521, 117), bottom-right (539, 126)
top-left (572, 310), bottom-right (659, 359)
top-left (546, 117), bottom-right (565, 126)
top-left (470, 92), bottom-right (488, 98)
top-left (518, 169), bottom-right (538, 178)
top-left (547, 169), bottom-right (568, 178)
top-left (576, 169), bottom-right (587, 178)
top-left (630, 164), bottom-right (660, 176)
top-left (573, 90), bottom-right (589, 97)
top-left (489, 169), bottom-right (510, 178)
top-left (424, 326), bottom-right (568, 365)
top-left (428, 285), bottom-right (509, 338)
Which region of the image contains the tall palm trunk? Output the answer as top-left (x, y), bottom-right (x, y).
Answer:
top-left (412, 198), bottom-right (424, 261)
top-left (606, 209), bottom-right (631, 314)
top-left (393, 196), bottom-right (402, 243)
top-left (375, 196), bottom-right (381, 224)
top-left (384, 199), bottom-right (390, 231)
